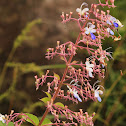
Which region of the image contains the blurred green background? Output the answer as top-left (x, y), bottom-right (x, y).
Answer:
top-left (0, 0), bottom-right (126, 126)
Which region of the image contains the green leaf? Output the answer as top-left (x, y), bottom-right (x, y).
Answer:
top-left (8, 122), bottom-right (14, 126)
top-left (60, 56), bottom-right (65, 62)
top-left (46, 49), bottom-right (49, 52)
top-left (40, 97), bottom-right (50, 104)
top-left (41, 118), bottom-right (52, 126)
top-left (54, 73), bottom-right (60, 80)
top-left (0, 121), bottom-right (6, 126)
top-left (71, 60), bottom-right (78, 64)
top-left (44, 92), bottom-right (51, 100)
top-left (22, 113), bottom-right (39, 126)
top-left (54, 102), bottom-right (65, 108)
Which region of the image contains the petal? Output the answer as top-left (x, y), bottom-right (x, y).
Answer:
top-left (94, 91), bottom-right (99, 97)
top-left (86, 67), bottom-right (93, 72)
top-left (88, 64), bottom-right (94, 68)
top-left (115, 19), bottom-right (123, 27)
top-left (85, 30), bottom-right (90, 34)
top-left (81, 10), bottom-right (85, 15)
top-left (90, 33), bottom-right (96, 40)
top-left (83, 8), bottom-right (89, 12)
top-left (107, 28), bottom-right (110, 32)
top-left (91, 29), bottom-right (96, 33)
top-left (116, 20), bottom-right (124, 27)
top-left (73, 93), bottom-right (82, 102)
top-left (73, 93), bottom-right (78, 99)
top-left (97, 96), bottom-right (102, 102)
top-left (102, 64), bottom-right (105, 68)
top-left (81, 2), bottom-right (88, 7)
top-left (91, 24), bottom-right (95, 29)
top-left (106, 20), bottom-right (112, 25)
top-left (85, 61), bottom-right (90, 66)
top-left (113, 22), bottom-right (119, 27)
top-left (77, 96), bottom-right (82, 102)
top-left (111, 17), bottom-right (116, 22)
top-left (89, 71), bottom-right (93, 77)
top-left (76, 8), bottom-right (81, 13)
top-left (98, 90), bottom-right (103, 95)
top-left (87, 22), bottom-right (93, 26)
top-left (110, 30), bottom-right (114, 35)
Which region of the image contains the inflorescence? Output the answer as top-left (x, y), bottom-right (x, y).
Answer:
top-left (2, 0), bottom-right (123, 126)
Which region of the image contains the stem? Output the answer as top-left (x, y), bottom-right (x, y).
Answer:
top-left (0, 47), bottom-right (16, 89)
top-left (38, 33), bottom-right (82, 126)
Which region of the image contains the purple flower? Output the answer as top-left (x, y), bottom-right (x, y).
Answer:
top-left (85, 22), bottom-right (96, 40)
top-left (94, 90), bottom-right (103, 102)
top-left (93, 81), bottom-right (105, 102)
top-left (67, 84), bottom-right (82, 102)
top-left (107, 15), bottom-right (124, 28)
top-left (107, 28), bottom-right (114, 35)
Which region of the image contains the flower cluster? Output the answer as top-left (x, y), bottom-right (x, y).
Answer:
top-left (34, 1), bottom-right (123, 126)
top-left (47, 102), bottom-right (95, 126)
top-left (2, 0), bottom-right (123, 126)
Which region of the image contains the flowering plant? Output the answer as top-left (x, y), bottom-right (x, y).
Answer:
top-left (0, 0), bottom-right (123, 126)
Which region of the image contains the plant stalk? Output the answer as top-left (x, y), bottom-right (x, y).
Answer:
top-left (38, 32), bottom-right (82, 126)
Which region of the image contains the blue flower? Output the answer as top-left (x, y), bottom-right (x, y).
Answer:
top-left (73, 92), bottom-right (82, 102)
top-left (67, 85), bottom-right (82, 102)
top-left (94, 90), bottom-right (103, 102)
top-left (90, 33), bottom-right (96, 40)
top-left (113, 22), bottom-right (118, 27)
top-left (107, 28), bottom-right (114, 35)
top-left (115, 19), bottom-right (124, 27)
top-left (102, 64), bottom-right (105, 68)
top-left (97, 96), bottom-right (102, 102)
top-left (85, 22), bottom-right (96, 40)
top-left (107, 15), bottom-right (124, 28)
top-left (93, 81), bottom-right (105, 102)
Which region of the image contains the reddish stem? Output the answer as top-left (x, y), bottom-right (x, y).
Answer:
top-left (38, 33), bottom-right (82, 126)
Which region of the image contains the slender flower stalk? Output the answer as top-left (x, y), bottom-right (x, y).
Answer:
top-left (38, 32), bottom-right (82, 126)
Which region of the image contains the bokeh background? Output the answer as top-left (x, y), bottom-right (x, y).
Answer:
top-left (0, 0), bottom-right (126, 126)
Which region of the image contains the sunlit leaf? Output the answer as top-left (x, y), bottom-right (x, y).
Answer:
top-left (22, 113), bottom-right (39, 125)
top-left (71, 60), bottom-right (78, 64)
top-left (40, 97), bottom-right (50, 104)
top-left (0, 121), bottom-right (6, 126)
top-left (8, 122), bottom-right (14, 126)
top-left (44, 92), bottom-right (51, 100)
top-left (54, 102), bottom-right (65, 108)
top-left (41, 118), bottom-right (52, 126)
top-left (46, 49), bottom-right (49, 52)
top-left (54, 73), bottom-right (60, 81)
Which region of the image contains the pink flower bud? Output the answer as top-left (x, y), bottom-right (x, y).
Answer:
top-left (70, 11), bottom-right (73, 15)
top-left (105, 0), bottom-right (108, 4)
top-left (110, 0), bottom-right (115, 7)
